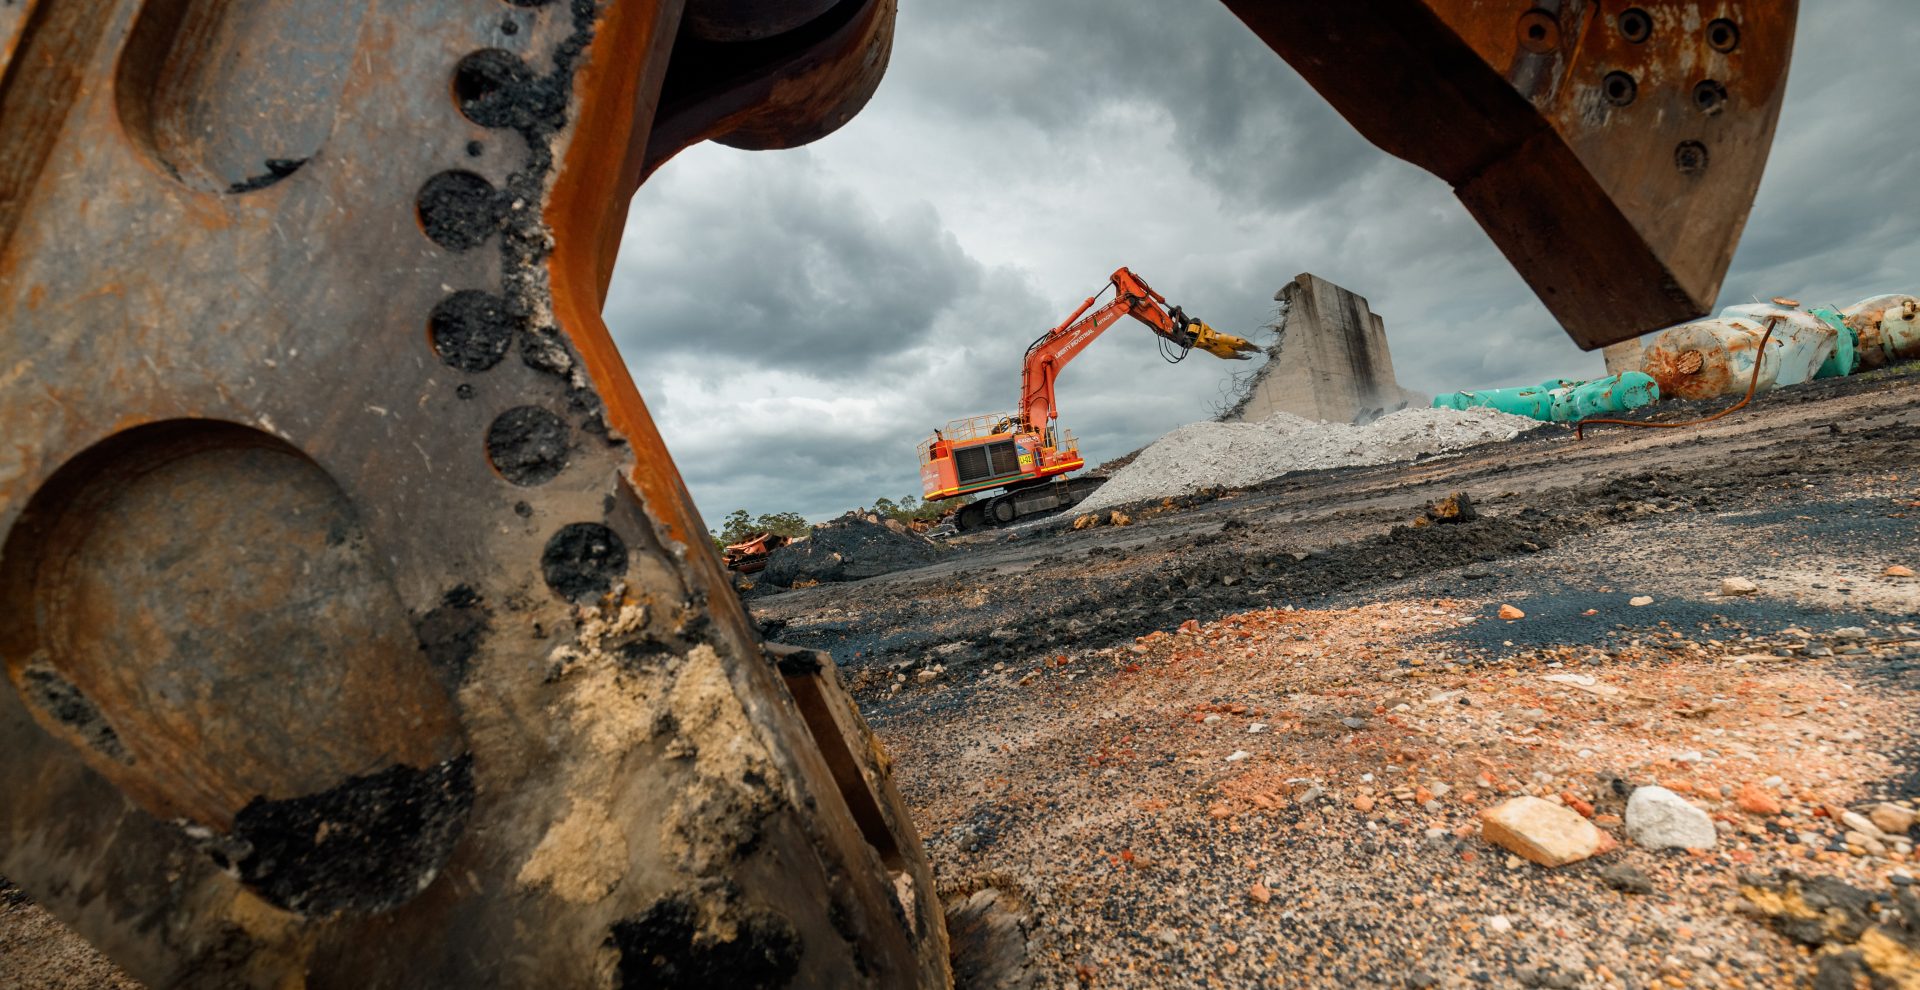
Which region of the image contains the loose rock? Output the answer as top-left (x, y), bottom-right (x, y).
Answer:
top-left (1599, 863), bottom-right (1655, 895)
top-left (1480, 796), bottom-right (1604, 867)
top-left (1841, 810), bottom-right (1883, 837)
top-left (1720, 576), bottom-right (1759, 596)
top-left (1735, 782), bottom-right (1782, 816)
top-left (1625, 786), bottom-right (1717, 850)
top-left (1416, 492), bottom-right (1477, 526)
top-left (1499, 605), bottom-right (1526, 620)
top-left (1871, 803), bottom-right (1916, 836)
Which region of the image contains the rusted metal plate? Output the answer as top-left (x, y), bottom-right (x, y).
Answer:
top-left (0, 0), bottom-right (942, 987)
top-left (1220, 0), bottom-right (1797, 349)
top-left (640, 0), bottom-right (895, 183)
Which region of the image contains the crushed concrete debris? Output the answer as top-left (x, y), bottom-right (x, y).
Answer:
top-left (1076, 407), bottom-right (1537, 512)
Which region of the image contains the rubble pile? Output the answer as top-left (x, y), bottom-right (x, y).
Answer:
top-left (1077, 407), bottom-right (1537, 512)
top-left (758, 512), bottom-right (944, 588)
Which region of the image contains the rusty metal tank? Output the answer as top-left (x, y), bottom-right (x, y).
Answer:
top-left (1643, 302), bottom-right (1839, 401)
top-left (1844, 294), bottom-right (1920, 371)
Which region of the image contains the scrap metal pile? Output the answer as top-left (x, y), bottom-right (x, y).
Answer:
top-left (1439, 293), bottom-right (1920, 424)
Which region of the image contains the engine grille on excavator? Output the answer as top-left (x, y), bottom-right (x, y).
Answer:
top-left (954, 440), bottom-right (1020, 486)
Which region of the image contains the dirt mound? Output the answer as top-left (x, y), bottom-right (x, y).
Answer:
top-left (759, 513), bottom-right (945, 588)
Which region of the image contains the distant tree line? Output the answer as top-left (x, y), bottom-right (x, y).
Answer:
top-left (712, 509), bottom-right (810, 549)
top-left (710, 494), bottom-right (963, 549)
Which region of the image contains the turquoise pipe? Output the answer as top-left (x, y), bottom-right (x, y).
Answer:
top-left (1433, 372), bottom-right (1660, 423)
top-left (1809, 306), bottom-right (1857, 379)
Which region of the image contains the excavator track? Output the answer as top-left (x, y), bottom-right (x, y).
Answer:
top-left (956, 477), bottom-right (1107, 532)
top-left (1, 0), bottom-right (1795, 986)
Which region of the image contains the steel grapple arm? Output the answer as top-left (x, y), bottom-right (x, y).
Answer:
top-left (1019, 267), bottom-right (1257, 433)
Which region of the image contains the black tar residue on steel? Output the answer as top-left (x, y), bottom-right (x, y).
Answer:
top-left (486, 406), bottom-right (572, 485)
top-left (444, 0), bottom-right (620, 445)
top-left (22, 665), bottom-right (132, 764)
top-left (607, 896), bottom-right (801, 990)
top-left (227, 157), bottom-right (309, 194)
top-left (227, 755), bottom-right (474, 916)
top-left (430, 290), bottom-right (517, 371)
top-left (417, 170), bottom-right (506, 252)
top-left (542, 522), bottom-right (628, 601)
top-left (415, 585), bottom-right (491, 688)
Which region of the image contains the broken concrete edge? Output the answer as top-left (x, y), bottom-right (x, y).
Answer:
top-left (1221, 274), bottom-right (1427, 426)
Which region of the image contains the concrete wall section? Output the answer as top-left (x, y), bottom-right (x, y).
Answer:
top-left (1229, 273), bottom-right (1425, 424)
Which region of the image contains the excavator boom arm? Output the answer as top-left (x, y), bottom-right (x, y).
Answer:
top-left (1018, 268), bottom-right (1256, 433)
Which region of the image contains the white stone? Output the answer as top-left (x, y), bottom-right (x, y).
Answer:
top-left (1626, 786), bottom-right (1717, 850)
top-left (1720, 577), bottom-right (1759, 596)
top-left (1842, 811), bottom-right (1885, 837)
top-left (1225, 750), bottom-right (1251, 763)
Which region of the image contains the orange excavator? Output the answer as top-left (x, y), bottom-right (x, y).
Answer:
top-left (918, 268), bottom-right (1258, 530)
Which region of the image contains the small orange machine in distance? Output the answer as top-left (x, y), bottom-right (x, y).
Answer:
top-left (918, 267), bottom-right (1258, 530)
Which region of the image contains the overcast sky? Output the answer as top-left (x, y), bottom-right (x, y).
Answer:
top-left (606, 0), bottom-right (1918, 528)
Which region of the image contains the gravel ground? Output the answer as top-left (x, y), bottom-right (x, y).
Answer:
top-left (0, 880), bottom-right (138, 989)
top-left (753, 369), bottom-right (1920, 988)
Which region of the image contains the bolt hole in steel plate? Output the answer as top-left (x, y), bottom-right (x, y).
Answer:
top-left (1617, 6), bottom-right (1653, 44)
top-left (1602, 71), bottom-right (1637, 107)
top-left (1517, 10), bottom-right (1559, 54)
top-left (1674, 140), bottom-right (1710, 176)
top-left (1707, 18), bottom-right (1740, 53)
top-left (417, 170), bottom-right (504, 251)
top-left (452, 49), bottom-right (534, 129)
top-left (0, 421), bottom-right (471, 915)
top-left (1692, 79), bottom-right (1728, 114)
top-left (115, 0), bottom-right (369, 194)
